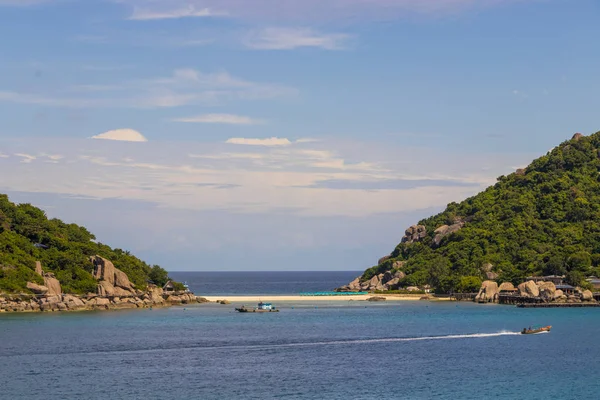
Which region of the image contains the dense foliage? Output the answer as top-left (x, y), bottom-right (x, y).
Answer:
top-left (0, 195), bottom-right (173, 294)
top-left (362, 132), bottom-right (600, 292)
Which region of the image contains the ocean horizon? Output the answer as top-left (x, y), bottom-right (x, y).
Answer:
top-left (168, 270), bottom-right (362, 296)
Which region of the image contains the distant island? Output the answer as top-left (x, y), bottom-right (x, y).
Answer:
top-left (338, 132), bottom-right (600, 305)
top-left (0, 194), bottom-right (205, 312)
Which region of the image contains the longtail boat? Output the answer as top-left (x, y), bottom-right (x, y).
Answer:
top-left (521, 325), bottom-right (551, 334)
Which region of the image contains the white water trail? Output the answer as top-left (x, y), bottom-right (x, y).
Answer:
top-left (206, 331), bottom-right (523, 352)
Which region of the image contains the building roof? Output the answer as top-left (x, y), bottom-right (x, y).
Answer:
top-left (555, 284), bottom-right (575, 290)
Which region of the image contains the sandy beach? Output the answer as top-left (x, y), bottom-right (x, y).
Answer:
top-left (204, 294), bottom-right (451, 302)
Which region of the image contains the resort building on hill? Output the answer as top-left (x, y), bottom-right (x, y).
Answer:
top-left (526, 275), bottom-right (565, 285)
top-left (586, 277), bottom-right (600, 290)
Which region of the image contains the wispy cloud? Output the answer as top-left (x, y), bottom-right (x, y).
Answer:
top-left (15, 153), bottom-right (37, 163)
top-left (174, 114), bottom-right (264, 125)
top-left (91, 129), bottom-right (148, 142)
top-left (0, 68), bottom-right (294, 109)
top-left (244, 27), bottom-right (350, 50)
top-left (226, 137), bottom-right (291, 146)
top-left (116, 0), bottom-right (529, 23)
top-left (129, 4), bottom-right (227, 20)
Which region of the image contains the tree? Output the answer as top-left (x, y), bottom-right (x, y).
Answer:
top-left (149, 265), bottom-right (169, 287)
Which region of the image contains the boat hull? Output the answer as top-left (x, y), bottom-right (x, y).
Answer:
top-left (235, 308), bottom-right (279, 313)
top-left (521, 325), bottom-right (551, 334)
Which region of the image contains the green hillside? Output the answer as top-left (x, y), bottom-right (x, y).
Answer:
top-left (361, 132), bottom-right (600, 293)
top-left (0, 195), bottom-right (174, 294)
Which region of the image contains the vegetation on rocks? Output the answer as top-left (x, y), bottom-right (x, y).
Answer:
top-left (0, 194), bottom-right (173, 294)
top-left (359, 132), bottom-right (600, 293)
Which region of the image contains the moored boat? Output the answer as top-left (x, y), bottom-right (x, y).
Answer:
top-left (521, 325), bottom-right (551, 334)
top-left (235, 302), bottom-right (279, 313)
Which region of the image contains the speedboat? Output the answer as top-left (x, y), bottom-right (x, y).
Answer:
top-left (521, 325), bottom-right (551, 334)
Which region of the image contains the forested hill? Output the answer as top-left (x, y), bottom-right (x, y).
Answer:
top-left (357, 132), bottom-right (600, 293)
top-left (0, 194), bottom-right (173, 294)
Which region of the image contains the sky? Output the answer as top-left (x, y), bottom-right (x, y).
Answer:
top-left (0, 0), bottom-right (599, 271)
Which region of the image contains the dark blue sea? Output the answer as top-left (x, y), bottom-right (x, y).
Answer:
top-left (1, 272), bottom-right (599, 399)
top-left (168, 270), bottom-right (361, 295)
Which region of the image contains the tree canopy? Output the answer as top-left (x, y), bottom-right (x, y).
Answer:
top-left (361, 132), bottom-right (600, 292)
top-left (0, 195), bottom-right (174, 294)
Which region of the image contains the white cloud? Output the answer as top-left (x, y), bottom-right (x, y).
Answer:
top-left (91, 129), bottom-right (148, 142)
top-left (226, 137), bottom-right (291, 146)
top-left (0, 153), bottom-right (8, 158)
top-left (14, 153), bottom-right (37, 163)
top-left (174, 114), bottom-right (264, 125)
top-left (129, 5), bottom-right (227, 20)
top-left (244, 27), bottom-right (350, 50)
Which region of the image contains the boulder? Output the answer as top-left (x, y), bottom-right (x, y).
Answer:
top-left (581, 290), bottom-right (594, 302)
top-left (26, 282), bottom-right (48, 295)
top-left (35, 261), bottom-right (43, 276)
top-left (114, 269), bottom-right (134, 290)
top-left (401, 225), bottom-right (427, 244)
top-left (394, 270), bottom-right (406, 280)
top-left (537, 282), bottom-right (556, 302)
top-left (498, 282), bottom-right (515, 292)
top-left (554, 290), bottom-right (565, 300)
top-left (385, 278), bottom-right (400, 289)
top-left (90, 255), bottom-right (116, 285)
top-left (63, 294), bottom-right (85, 310)
top-left (406, 286), bottom-right (420, 292)
top-left (367, 296), bottom-right (386, 301)
top-left (97, 281), bottom-right (115, 296)
top-left (217, 299), bottom-right (230, 305)
top-left (382, 271), bottom-right (394, 284)
top-left (378, 255), bottom-right (391, 265)
top-left (475, 281), bottom-right (499, 303)
top-left (572, 133), bottom-right (584, 140)
top-left (433, 222), bottom-right (464, 246)
top-left (486, 271), bottom-right (499, 280)
top-left (392, 261), bottom-right (406, 270)
top-left (518, 281), bottom-right (539, 298)
top-left (43, 273), bottom-right (62, 296)
top-left (346, 277), bottom-right (361, 291)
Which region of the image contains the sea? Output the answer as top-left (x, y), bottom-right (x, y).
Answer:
top-left (1, 271), bottom-right (599, 400)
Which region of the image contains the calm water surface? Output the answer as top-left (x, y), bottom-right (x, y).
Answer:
top-left (0, 273), bottom-right (598, 399)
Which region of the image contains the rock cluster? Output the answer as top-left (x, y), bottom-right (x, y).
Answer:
top-left (476, 279), bottom-right (597, 304)
top-left (91, 256), bottom-right (137, 297)
top-left (337, 269), bottom-right (406, 292)
top-left (0, 258), bottom-right (208, 313)
top-left (401, 225), bottom-right (427, 244)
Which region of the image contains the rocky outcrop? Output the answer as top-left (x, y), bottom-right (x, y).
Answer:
top-left (537, 281), bottom-right (556, 302)
top-left (336, 267), bottom-right (407, 292)
top-left (401, 225), bottom-right (427, 244)
top-left (581, 290), bottom-right (594, 302)
top-left (518, 280), bottom-right (539, 297)
top-left (475, 280), bottom-right (499, 303)
top-left (26, 282), bottom-right (48, 295)
top-left (91, 256), bottom-right (116, 285)
top-left (0, 289), bottom-right (205, 313)
top-left (433, 222), bottom-right (464, 246)
top-left (378, 255), bottom-right (391, 265)
top-left (367, 296), bottom-right (386, 301)
top-left (572, 133), bottom-right (584, 140)
top-left (43, 273), bottom-right (62, 296)
top-left (35, 261), bottom-right (43, 276)
top-left (114, 269), bottom-right (134, 291)
top-left (498, 282), bottom-right (515, 292)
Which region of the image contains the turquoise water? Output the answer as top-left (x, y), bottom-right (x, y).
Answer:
top-left (1, 300), bottom-right (599, 399)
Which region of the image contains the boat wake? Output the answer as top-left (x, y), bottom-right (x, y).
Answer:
top-left (268, 331), bottom-right (521, 349)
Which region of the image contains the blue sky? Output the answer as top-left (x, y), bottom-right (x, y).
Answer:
top-left (0, 0), bottom-right (599, 271)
